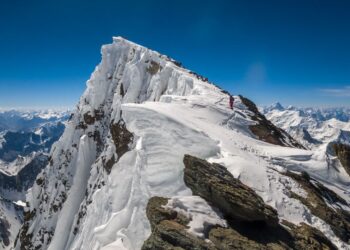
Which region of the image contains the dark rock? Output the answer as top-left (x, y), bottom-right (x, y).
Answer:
top-left (103, 154), bottom-right (116, 174)
top-left (120, 83), bottom-right (125, 97)
top-left (142, 155), bottom-right (337, 250)
top-left (83, 109), bottom-right (104, 126)
top-left (284, 170), bottom-right (350, 243)
top-left (106, 119), bottom-right (133, 174)
top-left (147, 61), bottom-right (161, 75)
top-left (333, 143), bottom-right (350, 176)
top-left (83, 112), bottom-right (95, 125)
top-left (142, 197), bottom-right (214, 250)
top-left (282, 221), bottom-right (337, 250)
top-left (183, 154), bottom-right (278, 226)
top-left (143, 220), bottom-right (215, 250)
top-left (146, 197), bottom-right (190, 230)
top-left (208, 227), bottom-right (269, 250)
top-left (16, 209), bottom-right (37, 250)
top-left (110, 119), bottom-right (133, 158)
top-left (239, 95), bottom-right (305, 149)
top-left (189, 71), bottom-right (209, 82)
top-left (143, 195), bottom-right (336, 250)
top-left (209, 227), bottom-right (288, 250)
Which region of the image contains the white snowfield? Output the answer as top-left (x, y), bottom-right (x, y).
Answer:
top-left (21, 37), bottom-right (350, 250)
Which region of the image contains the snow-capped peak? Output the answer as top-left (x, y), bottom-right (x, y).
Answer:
top-left (15, 38), bottom-right (350, 250)
top-left (271, 102), bottom-right (284, 111)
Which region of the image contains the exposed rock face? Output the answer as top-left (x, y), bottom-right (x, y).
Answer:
top-left (239, 95), bottom-right (304, 149)
top-left (83, 109), bottom-right (104, 126)
top-left (208, 223), bottom-right (336, 250)
top-left (142, 155), bottom-right (336, 250)
top-left (146, 61), bottom-right (161, 75)
top-left (333, 143), bottom-right (350, 176)
top-left (110, 120), bottom-right (134, 159)
top-left (104, 119), bottom-right (134, 174)
top-left (183, 154), bottom-right (278, 226)
top-left (283, 221), bottom-right (338, 250)
top-left (284, 170), bottom-right (350, 243)
top-left (142, 197), bottom-right (214, 250)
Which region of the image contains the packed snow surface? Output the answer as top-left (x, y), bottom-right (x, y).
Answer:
top-left (22, 37), bottom-right (350, 250)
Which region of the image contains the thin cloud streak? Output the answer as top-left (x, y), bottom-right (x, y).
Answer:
top-left (319, 86), bottom-right (350, 97)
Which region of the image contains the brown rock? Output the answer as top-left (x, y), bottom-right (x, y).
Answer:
top-left (183, 154), bottom-right (279, 226)
top-left (333, 143), bottom-right (350, 177)
top-left (239, 95), bottom-right (304, 149)
top-left (285, 170), bottom-right (350, 243)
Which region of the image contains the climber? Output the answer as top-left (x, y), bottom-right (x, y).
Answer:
top-left (229, 95), bottom-right (234, 110)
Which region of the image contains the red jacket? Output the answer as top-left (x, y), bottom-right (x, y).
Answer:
top-left (229, 96), bottom-right (234, 109)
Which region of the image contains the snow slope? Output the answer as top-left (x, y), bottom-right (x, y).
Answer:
top-left (16, 37), bottom-right (350, 250)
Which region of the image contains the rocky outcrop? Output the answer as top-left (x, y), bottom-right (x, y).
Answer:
top-left (208, 222), bottom-right (336, 250)
top-left (239, 95), bottom-right (305, 149)
top-left (284, 170), bottom-right (350, 243)
top-left (333, 143), bottom-right (350, 176)
top-left (142, 155), bottom-right (336, 250)
top-left (142, 197), bottom-right (214, 250)
top-left (183, 154), bottom-right (278, 226)
top-left (103, 119), bottom-right (134, 174)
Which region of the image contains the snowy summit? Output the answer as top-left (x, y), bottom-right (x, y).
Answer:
top-left (9, 38), bottom-right (350, 250)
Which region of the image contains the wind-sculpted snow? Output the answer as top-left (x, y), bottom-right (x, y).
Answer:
top-left (16, 37), bottom-right (350, 250)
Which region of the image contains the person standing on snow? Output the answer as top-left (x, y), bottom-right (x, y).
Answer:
top-left (229, 95), bottom-right (234, 110)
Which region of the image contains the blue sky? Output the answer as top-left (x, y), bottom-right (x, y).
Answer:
top-left (0, 0), bottom-right (349, 108)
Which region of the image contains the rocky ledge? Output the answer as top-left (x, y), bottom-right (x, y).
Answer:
top-left (239, 95), bottom-right (305, 149)
top-left (284, 170), bottom-right (350, 244)
top-left (333, 143), bottom-right (350, 177)
top-left (142, 155), bottom-right (337, 250)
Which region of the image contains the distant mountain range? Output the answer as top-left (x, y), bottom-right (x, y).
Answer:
top-left (262, 103), bottom-right (350, 148)
top-left (0, 110), bottom-right (70, 174)
top-left (262, 102), bottom-right (350, 123)
top-left (0, 109), bottom-right (69, 248)
top-left (0, 109), bottom-right (69, 132)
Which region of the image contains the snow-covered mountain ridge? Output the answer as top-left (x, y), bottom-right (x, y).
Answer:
top-left (14, 37), bottom-right (350, 249)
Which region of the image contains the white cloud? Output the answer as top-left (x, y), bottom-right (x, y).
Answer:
top-left (319, 86), bottom-right (350, 97)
